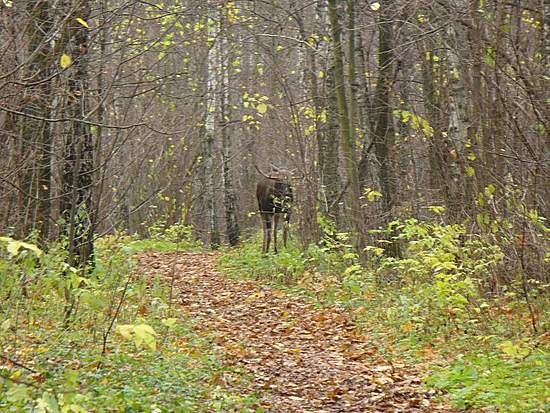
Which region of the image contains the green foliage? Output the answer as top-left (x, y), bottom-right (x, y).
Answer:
top-left (129, 221), bottom-right (202, 252)
top-left (219, 234), bottom-right (305, 285)
top-left (370, 218), bottom-right (506, 332)
top-left (427, 350), bottom-right (549, 412)
top-left (393, 109), bottom-right (434, 138)
top-left (0, 234), bottom-right (258, 412)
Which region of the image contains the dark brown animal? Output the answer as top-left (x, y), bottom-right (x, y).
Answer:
top-left (256, 167), bottom-right (293, 253)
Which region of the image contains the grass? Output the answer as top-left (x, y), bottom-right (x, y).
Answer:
top-left (427, 351), bottom-right (549, 412)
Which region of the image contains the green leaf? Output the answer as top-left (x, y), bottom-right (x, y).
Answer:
top-left (344, 264), bottom-right (362, 276)
top-left (342, 252), bottom-right (357, 261)
top-left (421, 119), bottom-right (434, 138)
top-left (80, 291), bottom-right (107, 311)
top-left (7, 384), bottom-right (30, 403)
top-left (36, 392), bottom-right (60, 413)
top-left (485, 184), bottom-right (496, 196)
top-left (1, 318), bottom-right (11, 331)
top-left (428, 205), bottom-right (446, 215)
top-left (60, 53), bottom-right (72, 69)
top-left (161, 318), bottom-right (177, 328)
top-left (485, 47), bottom-right (495, 66)
top-left (499, 340), bottom-right (518, 357)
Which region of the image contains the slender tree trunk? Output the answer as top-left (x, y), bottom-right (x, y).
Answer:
top-left (446, 18), bottom-right (470, 216)
top-left (422, 45), bottom-right (448, 205)
top-left (205, 1), bottom-right (220, 249)
top-left (469, 0), bottom-right (490, 192)
top-left (321, 63), bottom-right (342, 223)
top-left (26, 0), bottom-right (53, 243)
top-left (315, 0), bottom-right (341, 224)
top-left (327, 0), bottom-right (363, 248)
top-left (220, 11), bottom-right (240, 246)
top-left (346, 0), bottom-right (358, 139)
top-left (372, 3), bottom-right (396, 215)
top-left (60, 1), bottom-right (94, 270)
top-left (59, 0), bottom-right (94, 322)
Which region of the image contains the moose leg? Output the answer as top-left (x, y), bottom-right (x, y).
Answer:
top-left (273, 213), bottom-right (280, 254)
top-left (260, 214), bottom-right (267, 253)
top-left (264, 213), bottom-right (273, 253)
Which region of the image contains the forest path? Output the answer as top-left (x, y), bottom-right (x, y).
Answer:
top-left (139, 251), bottom-right (454, 413)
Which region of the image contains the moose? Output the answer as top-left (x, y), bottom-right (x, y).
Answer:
top-left (256, 166), bottom-right (293, 254)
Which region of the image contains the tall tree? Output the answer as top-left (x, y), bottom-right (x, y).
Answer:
top-left (59, 1), bottom-right (94, 270)
top-left (220, 5), bottom-right (240, 246)
top-left (372, 1), bottom-right (396, 215)
top-left (204, 0), bottom-right (221, 249)
top-left (327, 0), bottom-right (363, 246)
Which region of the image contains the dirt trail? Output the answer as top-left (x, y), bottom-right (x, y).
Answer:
top-left (139, 251), bottom-right (454, 413)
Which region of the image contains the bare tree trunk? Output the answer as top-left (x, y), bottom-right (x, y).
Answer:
top-left (314, 0), bottom-right (341, 225)
top-left (421, 45), bottom-right (448, 205)
top-left (58, 0), bottom-right (94, 323)
top-left (372, 3), bottom-right (396, 216)
top-left (59, 0), bottom-right (94, 271)
top-left (27, 0), bottom-right (53, 243)
top-left (220, 11), bottom-right (240, 246)
top-left (205, 1), bottom-right (220, 249)
top-left (327, 0), bottom-right (363, 248)
top-left (346, 0), bottom-right (358, 139)
top-left (469, 0), bottom-right (490, 192)
top-left (321, 63), bottom-right (342, 223)
top-left (445, 16), bottom-right (470, 217)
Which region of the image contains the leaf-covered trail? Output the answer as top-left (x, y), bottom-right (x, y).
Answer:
top-left (139, 251), bottom-right (455, 412)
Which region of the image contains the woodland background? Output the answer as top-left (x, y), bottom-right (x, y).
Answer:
top-left (1, 0), bottom-right (548, 269)
top-left (0, 0), bottom-right (549, 411)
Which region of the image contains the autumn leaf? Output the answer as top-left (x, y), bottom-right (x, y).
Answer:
top-left (256, 103), bottom-right (267, 114)
top-left (60, 54), bottom-right (72, 69)
top-left (76, 17), bottom-right (90, 29)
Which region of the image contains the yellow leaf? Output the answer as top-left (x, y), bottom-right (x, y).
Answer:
top-left (60, 54), bottom-right (72, 69)
top-left (402, 321), bottom-right (414, 332)
top-left (76, 17), bottom-right (90, 29)
top-left (257, 103), bottom-right (268, 114)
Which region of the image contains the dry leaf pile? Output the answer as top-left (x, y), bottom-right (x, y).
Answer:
top-left (139, 251), bottom-right (456, 413)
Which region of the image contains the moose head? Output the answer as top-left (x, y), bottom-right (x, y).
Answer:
top-left (256, 165), bottom-right (293, 254)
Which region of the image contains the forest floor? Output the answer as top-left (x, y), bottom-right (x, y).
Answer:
top-left (138, 251), bottom-right (456, 413)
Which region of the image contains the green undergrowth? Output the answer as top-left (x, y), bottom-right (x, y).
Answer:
top-left (128, 221), bottom-right (203, 252)
top-left (219, 218), bottom-right (550, 412)
top-left (0, 233), bottom-right (259, 412)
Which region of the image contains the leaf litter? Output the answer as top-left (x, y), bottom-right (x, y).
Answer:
top-left (139, 251), bottom-right (457, 412)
